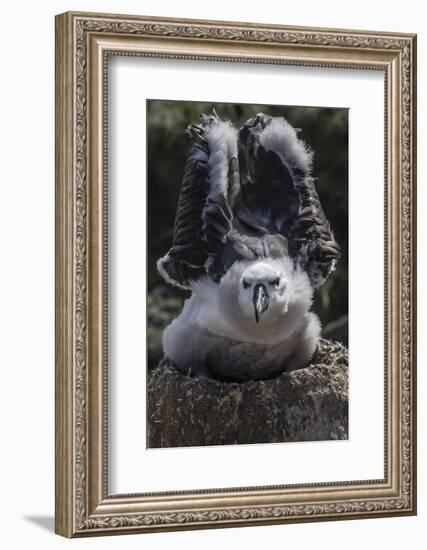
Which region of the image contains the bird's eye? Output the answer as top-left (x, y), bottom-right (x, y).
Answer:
top-left (243, 280), bottom-right (250, 289)
top-left (272, 277), bottom-right (281, 287)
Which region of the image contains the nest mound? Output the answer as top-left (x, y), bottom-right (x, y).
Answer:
top-left (147, 338), bottom-right (348, 448)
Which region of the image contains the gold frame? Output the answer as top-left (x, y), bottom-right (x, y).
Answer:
top-left (55, 11), bottom-right (417, 538)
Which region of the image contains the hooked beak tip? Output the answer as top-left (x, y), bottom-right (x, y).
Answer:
top-left (253, 283), bottom-right (269, 324)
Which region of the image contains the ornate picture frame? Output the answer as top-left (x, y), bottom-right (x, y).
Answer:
top-left (55, 11), bottom-right (416, 537)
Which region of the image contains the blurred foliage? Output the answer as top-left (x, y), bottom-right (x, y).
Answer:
top-left (147, 100), bottom-right (348, 343)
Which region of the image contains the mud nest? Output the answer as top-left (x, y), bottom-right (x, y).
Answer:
top-left (147, 338), bottom-right (348, 448)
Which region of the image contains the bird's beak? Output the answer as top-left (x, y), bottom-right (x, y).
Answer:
top-left (253, 284), bottom-right (270, 323)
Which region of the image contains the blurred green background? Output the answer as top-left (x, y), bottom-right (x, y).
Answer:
top-left (147, 100), bottom-right (348, 370)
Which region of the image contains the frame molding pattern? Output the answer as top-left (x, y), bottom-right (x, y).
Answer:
top-left (55, 12), bottom-right (416, 537)
top-left (83, 499), bottom-right (408, 531)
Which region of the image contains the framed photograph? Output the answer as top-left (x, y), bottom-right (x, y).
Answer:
top-left (55, 11), bottom-right (417, 537)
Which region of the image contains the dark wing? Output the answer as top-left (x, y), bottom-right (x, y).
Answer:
top-left (238, 113), bottom-right (340, 288)
top-left (157, 111), bottom-right (239, 289)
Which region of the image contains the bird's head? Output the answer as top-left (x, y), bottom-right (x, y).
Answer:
top-left (193, 256), bottom-right (313, 344)
top-left (237, 261), bottom-right (290, 325)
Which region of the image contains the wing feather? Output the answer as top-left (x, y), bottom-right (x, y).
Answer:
top-left (157, 111), bottom-right (239, 288)
top-left (239, 113), bottom-right (340, 288)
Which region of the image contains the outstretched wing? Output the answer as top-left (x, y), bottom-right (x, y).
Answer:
top-left (239, 113), bottom-right (340, 288)
top-left (157, 111), bottom-right (239, 289)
